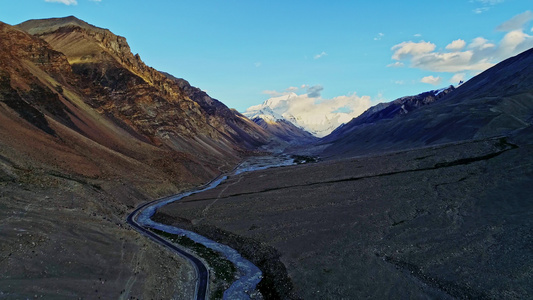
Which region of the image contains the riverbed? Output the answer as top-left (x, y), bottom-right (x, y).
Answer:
top-left (133, 154), bottom-right (295, 299)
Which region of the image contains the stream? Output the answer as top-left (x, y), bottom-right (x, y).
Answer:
top-left (134, 154), bottom-right (295, 299)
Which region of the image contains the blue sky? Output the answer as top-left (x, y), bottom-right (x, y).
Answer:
top-left (1, 0), bottom-right (532, 112)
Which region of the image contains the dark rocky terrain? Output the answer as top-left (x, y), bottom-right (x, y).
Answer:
top-left (325, 85), bottom-right (455, 143)
top-left (158, 136), bottom-right (533, 299)
top-left (157, 47), bottom-right (533, 299)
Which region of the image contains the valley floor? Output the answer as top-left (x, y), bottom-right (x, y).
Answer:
top-left (0, 174), bottom-right (196, 299)
top-left (157, 136), bottom-right (533, 299)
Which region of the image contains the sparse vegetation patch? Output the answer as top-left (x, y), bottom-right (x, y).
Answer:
top-left (149, 228), bottom-right (236, 299)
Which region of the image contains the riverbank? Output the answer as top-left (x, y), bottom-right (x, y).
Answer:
top-left (156, 137), bottom-right (533, 299)
top-left (130, 154), bottom-right (297, 299)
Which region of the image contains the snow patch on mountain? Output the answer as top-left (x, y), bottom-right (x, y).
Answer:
top-left (243, 90), bottom-right (372, 137)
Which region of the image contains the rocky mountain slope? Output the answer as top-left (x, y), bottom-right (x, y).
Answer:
top-left (0, 17), bottom-right (273, 298)
top-left (7, 16), bottom-right (273, 183)
top-left (250, 117), bottom-right (317, 145)
top-left (321, 47), bottom-right (533, 158)
top-left (325, 86), bottom-right (455, 141)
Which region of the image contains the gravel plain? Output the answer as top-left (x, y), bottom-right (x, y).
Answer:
top-left (158, 136), bottom-right (533, 299)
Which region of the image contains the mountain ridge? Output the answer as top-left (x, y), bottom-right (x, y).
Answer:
top-left (320, 47), bottom-right (533, 158)
top-left (16, 16), bottom-right (272, 156)
top-left (324, 86), bottom-right (456, 142)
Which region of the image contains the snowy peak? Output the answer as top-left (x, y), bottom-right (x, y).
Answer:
top-left (243, 91), bottom-right (371, 137)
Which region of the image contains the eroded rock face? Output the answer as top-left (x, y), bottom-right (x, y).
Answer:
top-left (1, 17), bottom-right (275, 181)
top-left (17, 17), bottom-right (271, 153)
top-left (0, 16), bottom-right (277, 193)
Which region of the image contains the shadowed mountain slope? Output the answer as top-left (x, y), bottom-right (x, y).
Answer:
top-left (325, 86), bottom-right (455, 142)
top-left (321, 47), bottom-right (533, 158)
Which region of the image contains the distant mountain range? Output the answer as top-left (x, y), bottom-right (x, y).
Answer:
top-left (320, 47), bottom-right (533, 158)
top-left (4, 15), bottom-right (532, 178)
top-left (244, 85), bottom-right (458, 143)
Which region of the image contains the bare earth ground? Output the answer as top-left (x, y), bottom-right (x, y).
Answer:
top-left (158, 136), bottom-right (533, 299)
top-left (0, 173), bottom-right (196, 299)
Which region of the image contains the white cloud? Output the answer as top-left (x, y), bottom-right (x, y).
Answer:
top-left (497, 30), bottom-right (533, 58)
top-left (468, 37), bottom-right (496, 50)
top-left (45, 0), bottom-right (77, 4)
top-left (387, 62), bottom-right (405, 68)
top-left (472, 0), bottom-right (505, 13)
top-left (390, 11), bottom-right (533, 74)
top-left (421, 76), bottom-right (442, 85)
top-left (262, 86), bottom-right (303, 97)
top-left (414, 33), bottom-right (422, 37)
top-left (254, 62), bottom-right (262, 67)
top-left (473, 7), bottom-right (490, 14)
top-left (374, 33), bottom-right (385, 41)
top-left (245, 87), bottom-right (372, 137)
top-left (496, 11), bottom-right (533, 32)
top-left (413, 50), bottom-right (494, 72)
top-left (391, 41), bottom-right (436, 60)
top-left (450, 73), bottom-right (466, 84)
top-left (446, 39), bottom-right (466, 50)
top-left (314, 51), bottom-right (328, 59)
top-left (262, 90), bottom-right (284, 97)
top-left (474, 0), bottom-right (505, 5)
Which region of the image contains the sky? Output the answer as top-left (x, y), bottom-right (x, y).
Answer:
top-left (1, 0), bottom-right (533, 114)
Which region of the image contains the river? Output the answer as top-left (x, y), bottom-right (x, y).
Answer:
top-left (133, 154), bottom-right (295, 299)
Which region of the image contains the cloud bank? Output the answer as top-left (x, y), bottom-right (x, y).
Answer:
top-left (245, 86), bottom-right (372, 137)
top-left (389, 11), bottom-right (533, 80)
top-left (421, 75), bottom-right (442, 85)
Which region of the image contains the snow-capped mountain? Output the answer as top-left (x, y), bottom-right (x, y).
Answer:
top-left (243, 92), bottom-right (371, 137)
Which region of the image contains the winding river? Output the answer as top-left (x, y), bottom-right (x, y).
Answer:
top-left (129, 155), bottom-right (295, 299)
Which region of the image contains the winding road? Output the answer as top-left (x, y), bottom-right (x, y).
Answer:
top-left (127, 198), bottom-right (210, 300)
top-left (126, 155), bottom-right (295, 299)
